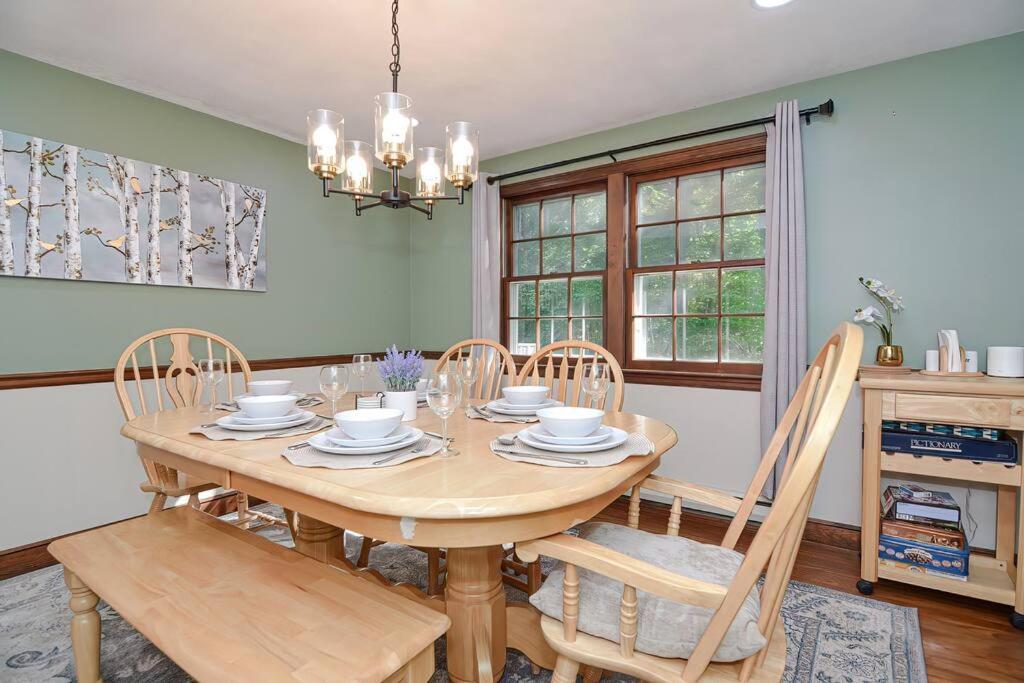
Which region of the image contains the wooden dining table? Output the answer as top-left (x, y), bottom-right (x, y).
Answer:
top-left (120, 399), bottom-right (677, 682)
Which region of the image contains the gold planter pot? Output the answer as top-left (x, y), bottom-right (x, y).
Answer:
top-left (875, 345), bottom-right (904, 367)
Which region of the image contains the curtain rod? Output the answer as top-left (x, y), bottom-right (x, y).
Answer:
top-left (486, 99), bottom-right (834, 185)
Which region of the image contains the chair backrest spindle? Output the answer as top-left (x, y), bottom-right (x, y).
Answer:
top-left (435, 339), bottom-right (517, 402)
top-left (517, 340), bottom-right (624, 412)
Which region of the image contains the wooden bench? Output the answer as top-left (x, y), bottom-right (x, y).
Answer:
top-left (48, 507), bottom-right (450, 682)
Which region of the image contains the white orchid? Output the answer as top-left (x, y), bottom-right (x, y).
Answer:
top-left (854, 306), bottom-right (883, 323)
top-left (854, 276), bottom-right (904, 345)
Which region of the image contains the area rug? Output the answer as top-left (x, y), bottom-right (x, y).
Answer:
top-left (0, 506), bottom-right (926, 682)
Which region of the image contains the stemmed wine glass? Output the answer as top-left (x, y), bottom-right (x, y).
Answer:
top-left (582, 362), bottom-right (610, 409)
top-left (352, 354), bottom-right (373, 396)
top-left (426, 372), bottom-right (462, 458)
top-left (198, 359), bottom-right (225, 414)
top-left (457, 356), bottom-right (479, 408)
top-left (319, 365), bottom-right (350, 416)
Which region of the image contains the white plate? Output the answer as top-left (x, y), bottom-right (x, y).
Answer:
top-left (326, 424), bottom-right (415, 448)
top-left (308, 428), bottom-right (424, 455)
top-left (230, 409), bottom-right (312, 425)
top-left (527, 424), bottom-right (613, 446)
top-left (485, 399), bottom-right (563, 416)
top-left (516, 426), bottom-right (628, 453)
top-left (234, 391), bottom-right (307, 400)
top-left (216, 411), bottom-right (316, 432)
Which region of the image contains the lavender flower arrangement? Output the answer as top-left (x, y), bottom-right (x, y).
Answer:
top-left (377, 345), bottom-right (424, 392)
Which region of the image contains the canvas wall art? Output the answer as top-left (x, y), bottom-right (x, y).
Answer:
top-left (0, 128), bottom-right (267, 290)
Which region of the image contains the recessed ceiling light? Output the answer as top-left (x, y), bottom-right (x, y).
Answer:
top-left (753, 0), bottom-right (795, 8)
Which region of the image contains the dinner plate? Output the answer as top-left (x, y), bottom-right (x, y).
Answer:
top-left (526, 424), bottom-right (613, 446)
top-left (485, 399), bottom-right (563, 416)
top-left (308, 428), bottom-right (424, 455)
top-left (234, 391), bottom-right (307, 401)
top-left (516, 426), bottom-right (628, 453)
top-left (326, 424), bottom-right (416, 448)
top-left (216, 411), bottom-right (316, 432)
top-left (230, 408), bottom-right (310, 425)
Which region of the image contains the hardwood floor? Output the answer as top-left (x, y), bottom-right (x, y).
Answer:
top-left (593, 498), bottom-right (1024, 683)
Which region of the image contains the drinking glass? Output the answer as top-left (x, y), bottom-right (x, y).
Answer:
top-left (198, 359), bottom-right (225, 414)
top-left (457, 356), bottom-right (479, 407)
top-left (426, 372), bottom-right (462, 457)
top-left (353, 354), bottom-right (373, 395)
top-left (582, 362), bottom-right (609, 409)
top-left (320, 365), bottom-right (350, 416)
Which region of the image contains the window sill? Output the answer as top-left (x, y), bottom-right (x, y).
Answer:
top-left (622, 368), bottom-right (761, 392)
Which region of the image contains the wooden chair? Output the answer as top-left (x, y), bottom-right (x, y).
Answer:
top-left (114, 327), bottom-right (284, 531)
top-left (50, 507), bottom-right (450, 682)
top-left (516, 322), bottom-right (863, 682)
top-left (517, 340), bottom-right (625, 412)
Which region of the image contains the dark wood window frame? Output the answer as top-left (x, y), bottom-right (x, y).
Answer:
top-left (500, 133), bottom-right (766, 391)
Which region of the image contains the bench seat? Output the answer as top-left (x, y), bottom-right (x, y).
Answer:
top-left (49, 507), bottom-right (450, 682)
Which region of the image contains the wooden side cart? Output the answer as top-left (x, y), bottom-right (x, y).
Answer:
top-left (859, 371), bottom-right (1024, 628)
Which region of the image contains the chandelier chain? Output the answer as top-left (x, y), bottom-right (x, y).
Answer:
top-left (389, 0), bottom-right (401, 92)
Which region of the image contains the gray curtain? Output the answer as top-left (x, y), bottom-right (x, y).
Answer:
top-left (760, 100), bottom-right (807, 497)
top-left (471, 173), bottom-right (501, 340)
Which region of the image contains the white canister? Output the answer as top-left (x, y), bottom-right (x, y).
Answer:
top-left (384, 390), bottom-right (419, 421)
top-left (925, 350), bottom-right (939, 372)
top-left (964, 350), bottom-right (979, 373)
top-left (987, 346), bottom-right (1024, 378)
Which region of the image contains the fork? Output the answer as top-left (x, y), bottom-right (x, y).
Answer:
top-left (372, 438), bottom-right (432, 466)
top-left (490, 445), bottom-right (588, 466)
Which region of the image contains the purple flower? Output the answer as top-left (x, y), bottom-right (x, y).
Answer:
top-left (376, 345), bottom-right (424, 392)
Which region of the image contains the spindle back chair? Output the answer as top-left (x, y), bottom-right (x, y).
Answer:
top-left (434, 339), bottom-right (517, 401)
top-left (516, 340), bottom-right (624, 412)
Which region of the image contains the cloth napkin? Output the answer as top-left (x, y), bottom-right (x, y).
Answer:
top-left (465, 405), bottom-right (539, 424)
top-left (281, 436), bottom-right (443, 470)
top-left (490, 432), bottom-right (654, 468)
top-left (190, 415), bottom-right (332, 441)
top-left (215, 396), bottom-right (324, 412)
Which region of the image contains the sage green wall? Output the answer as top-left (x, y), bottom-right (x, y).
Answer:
top-left (411, 32), bottom-right (1024, 367)
top-left (0, 50), bottom-right (412, 373)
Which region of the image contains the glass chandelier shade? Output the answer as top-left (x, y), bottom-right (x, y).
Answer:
top-left (341, 140), bottom-right (374, 194)
top-left (306, 109), bottom-right (344, 179)
top-left (416, 147), bottom-right (444, 198)
top-left (445, 121), bottom-right (479, 188)
top-left (374, 92), bottom-right (415, 168)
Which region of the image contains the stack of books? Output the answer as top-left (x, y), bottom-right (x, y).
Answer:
top-left (878, 485), bottom-right (969, 581)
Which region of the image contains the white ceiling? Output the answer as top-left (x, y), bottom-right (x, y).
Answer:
top-left (2, 0), bottom-right (1023, 160)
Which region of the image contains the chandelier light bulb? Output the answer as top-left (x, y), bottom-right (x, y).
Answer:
top-left (341, 140), bottom-right (374, 194)
top-left (381, 109), bottom-right (410, 144)
top-left (346, 153), bottom-right (368, 183)
top-left (444, 122), bottom-right (479, 188)
top-left (420, 159), bottom-right (441, 184)
top-left (416, 147), bottom-right (445, 198)
top-left (313, 125), bottom-right (338, 162)
top-left (451, 136), bottom-right (474, 166)
top-left (306, 109), bottom-right (344, 179)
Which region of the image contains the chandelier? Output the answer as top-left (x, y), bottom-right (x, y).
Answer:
top-left (305, 0), bottom-right (479, 219)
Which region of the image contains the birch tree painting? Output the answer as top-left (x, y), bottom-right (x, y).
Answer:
top-left (0, 127), bottom-right (268, 291)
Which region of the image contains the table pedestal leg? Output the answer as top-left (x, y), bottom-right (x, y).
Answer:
top-left (292, 513), bottom-right (345, 564)
top-left (445, 546), bottom-right (506, 682)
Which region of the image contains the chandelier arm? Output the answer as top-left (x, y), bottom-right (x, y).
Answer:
top-left (356, 200), bottom-right (384, 212)
top-left (326, 187), bottom-right (379, 200)
top-left (407, 202), bottom-right (431, 216)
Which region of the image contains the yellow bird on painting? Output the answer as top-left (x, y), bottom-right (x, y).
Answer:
top-left (106, 235), bottom-right (127, 249)
top-left (4, 197), bottom-right (25, 207)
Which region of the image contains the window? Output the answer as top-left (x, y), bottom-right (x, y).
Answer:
top-left (629, 164), bottom-right (766, 373)
top-left (504, 187), bottom-right (607, 356)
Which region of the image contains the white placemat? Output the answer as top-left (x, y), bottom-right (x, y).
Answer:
top-left (215, 396), bottom-right (324, 412)
top-left (465, 405), bottom-right (539, 423)
top-left (489, 432), bottom-right (654, 467)
top-left (190, 415), bottom-right (332, 441)
top-left (281, 436), bottom-right (443, 470)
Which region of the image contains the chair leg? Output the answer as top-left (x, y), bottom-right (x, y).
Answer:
top-left (357, 536), bottom-right (375, 568)
top-left (527, 559), bottom-right (542, 594)
top-left (236, 491), bottom-right (251, 528)
top-left (187, 493), bottom-right (200, 508)
top-left (426, 549), bottom-right (442, 596)
top-left (551, 655), bottom-right (580, 683)
top-left (147, 493), bottom-right (167, 516)
top-left (64, 569), bottom-right (101, 683)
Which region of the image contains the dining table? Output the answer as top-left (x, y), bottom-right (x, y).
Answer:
top-left (120, 398), bottom-right (677, 682)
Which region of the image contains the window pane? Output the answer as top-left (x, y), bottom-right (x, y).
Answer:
top-left (574, 192), bottom-right (606, 232)
top-left (574, 233), bottom-right (606, 271)
top-left (676, 317), bottom-right (718, 362)
top-left (723, 316), bottom-right (764, 363)
top-left (539, 278), bottom-right (568, 316)
top-left (637, 178), bottom-right (675, 224)
top-left (634, 272), bottom-right (672, 315)
top-left (637, 224), bottom-right (675, 266)
top-left (723, 214), bottom-right (765, 261)
top-left (571, 318), bottom-right (603, 347)
top-left (679, 171), bottom-right (720, 219)
top-left (513, 203), bottom-right (539, 239)
top-left (571, 276), bottom-right (603, 316)
top-left (633, 317), bottom-right (673, 360)
top-left (509, 319), bottom-right (537, 356)
top-left (539, 318), bottom-right (568, 346)
top-left (675, 269), bottom-right (719, 314)
top-left (508, 281), bottom-right (536, 317)
top-left (513, 241), bottom-right (539, 276)
top-left (542, 237), bottom-right (571, 273)
top-left (542, 197), bottom-right (571, 236)
top-left (722, 266), bottom-right (765, 314)
top-left (679, 219), bottom-right (721, 264)
top-left (723, 164), bottom-right (765, 213)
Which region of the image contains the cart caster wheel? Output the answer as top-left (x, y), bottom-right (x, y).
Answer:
top-left (856, 579), bottom-right (874, 595)
top-left (1011, 612), bottom-right (1024, 629)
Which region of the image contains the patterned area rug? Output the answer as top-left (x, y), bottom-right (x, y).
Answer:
top-left (1, 507), bottom-right (926, 682)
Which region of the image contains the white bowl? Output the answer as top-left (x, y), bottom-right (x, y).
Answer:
top-left (335, 408), bottom-right (404, 440)
top-left (246, 379), bottom-right (294, 396)
top-left (501, 385), bottom-right (550, 405)
top-left (236, 394), bottom-right (299, 419)
top-left (536, 406), bottom-right (604, 438)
